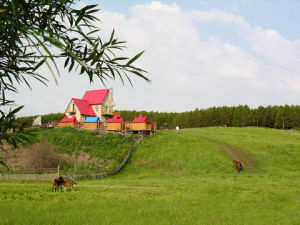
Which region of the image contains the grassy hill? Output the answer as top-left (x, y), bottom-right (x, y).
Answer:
top-left (35, 127), bottom-right (134, 161)
top-left (1, 127), bottom-right (300, 225)
top-left (123, 127), bottom-right (300, 178)
top-left (2, 128), bottom-right (135, 174)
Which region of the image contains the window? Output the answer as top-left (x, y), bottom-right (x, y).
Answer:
top-left (95, 106), bottom-right (98, 112)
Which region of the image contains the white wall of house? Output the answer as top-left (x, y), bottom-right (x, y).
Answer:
top-left (91, 104), bottom-right (102, 119)
top-left (65, 100), bottom-right (85, 122)
top-left (102, 91), bottom-right (115, 113)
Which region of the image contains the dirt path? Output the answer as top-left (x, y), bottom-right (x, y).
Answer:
top-left (214, 142), bottom-right (263, 173)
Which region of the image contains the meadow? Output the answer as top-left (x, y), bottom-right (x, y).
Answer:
top-left (1, 127), bottom-right (300, 225)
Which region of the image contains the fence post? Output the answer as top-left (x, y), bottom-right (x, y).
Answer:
top-left (33, 166), bottom-right (37, 180)
top-left (57, 165), bottom-right (60, 177)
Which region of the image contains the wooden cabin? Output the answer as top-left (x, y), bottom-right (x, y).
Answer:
top-left (64, 89), bottom-right (115, 123)
top-left (106, 114), bottom-right (125, 131)
top-left (130, 114), bottom-right (156, 134)
top-left (84, 117), bottom-right (100, 129)
top-left (58, 116), bottom-right (77, 128)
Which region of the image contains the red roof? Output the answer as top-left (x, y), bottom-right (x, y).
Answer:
top-left (82, 89), bottom-right (109, 105)
top-left (107, 114), bottom-right (123, 123)
top-left (59, 116), bottom-right (77, 123)
top-left (131, 114), bottom-right (150, 123)
top-left (72, 98), bottom-right (96, 116)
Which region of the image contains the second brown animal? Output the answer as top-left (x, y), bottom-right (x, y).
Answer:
top-left (233, 160), bottom-right (243, 172)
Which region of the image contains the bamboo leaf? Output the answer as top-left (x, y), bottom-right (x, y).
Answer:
top-left (10, 0), bottom-right (18, 16)
top-left (109, 29), bottom-right (115, 43)
top-left (64, 57), bottom-right (70, 68)
top-left (130, 70), bottom-right (150, 83)
top-left (30, 33), bottom-right (61, 77)
top-left (112, 57), bottom-right (128, 62)
top-left (107, 65), bottom-right (115, 79)
top-left (25, 34), bottom-right (58, 85)
top-left (69, 59), bottom-right (75, 72)
top-left (7, 106), bottom-right (24, 117)
top-left (126, 51), bottom-right (144, 66)
top-left (33, 58), bottom-right (46, 71)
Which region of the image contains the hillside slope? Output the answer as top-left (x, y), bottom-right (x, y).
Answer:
top-left (121, 127), bottom-right (300, 178)
top-left (2, 128), bottom-right (134, 173)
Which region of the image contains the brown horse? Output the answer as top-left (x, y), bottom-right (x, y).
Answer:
top-left (63, 180), bottom-right (77, 191)
top-left (233, 160), bottom-right (243, 172)
top-left (52, 176), bottom-right (65, 192)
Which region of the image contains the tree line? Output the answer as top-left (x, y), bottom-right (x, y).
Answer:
top-left (17, 105), bottom-right (300, 130)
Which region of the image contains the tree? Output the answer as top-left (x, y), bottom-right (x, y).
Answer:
top-left (232, 105), bottom-right (251, 127)
top-left (0, 0), bottom-right (149, 165)
top-left (275, 106), bottom-right (285, 129)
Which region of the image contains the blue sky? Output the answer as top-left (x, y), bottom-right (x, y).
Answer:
top-left (11, 0), bottom-right (300, 115)
top-left (97, 0), bottom-right (300, 40)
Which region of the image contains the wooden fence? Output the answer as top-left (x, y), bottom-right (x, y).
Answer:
top-left (0, 167), bottom-right (58, 181)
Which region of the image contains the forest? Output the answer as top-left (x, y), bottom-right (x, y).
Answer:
top-left (16, 105), bottom-right (300, 130)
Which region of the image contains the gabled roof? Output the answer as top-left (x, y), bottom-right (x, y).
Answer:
top-left (131, 113), bottom-right (150, 123)
top-left (107, 114), bottom-right (123, 123)
top-left (72, 98), bottom-right (96, 116)
top-left (82, 89), bottom-right (109, 105)
top-left (59, 116), bottom-right (77, 123)
top-left (84, 117), bottom-right (100, 123)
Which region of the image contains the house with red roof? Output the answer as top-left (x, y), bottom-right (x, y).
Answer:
top-left (63, 89), bottom-right (114, 123)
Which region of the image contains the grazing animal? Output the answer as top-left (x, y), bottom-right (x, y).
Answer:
top-left (233, 160), bottom-right (243, 172)
top-left (52, 176), bottom-right (65, 192)
top-left (63, 180), bottom-right (77, 192)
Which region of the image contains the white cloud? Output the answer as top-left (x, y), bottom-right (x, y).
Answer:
top-left (188, 8), bottom-right (246, 25)
top-left (10, 1), bottom-right (300, 116)
top-left (131, 1), bottom-right (180, 13)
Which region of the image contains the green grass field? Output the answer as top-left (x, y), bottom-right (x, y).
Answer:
top-left (1, 127), bottom-right (300, 225)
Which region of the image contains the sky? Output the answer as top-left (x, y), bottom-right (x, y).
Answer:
top-left (10, 0), bottom-right (300, 116)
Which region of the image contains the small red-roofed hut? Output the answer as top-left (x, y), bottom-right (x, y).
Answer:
top-left (130, 114), bottom-right (153, 132)
top-left (58, 116), bottom-right (77, 128)
top-left (106, 114), bottom-right (125, 131)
